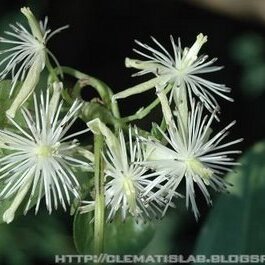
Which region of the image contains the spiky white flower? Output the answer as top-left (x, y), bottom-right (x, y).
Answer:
top-left (83, 119), bottom-right (173, 221)
top-left (114, 34), bottom-right (233, 112)
top-left (0, 7), bottom-right (68, 118)
top-left (140, 102), bottom-right (242, 219)
top-left (0, 83), bottom-right (90, 223)
top-left (104, 128), bottom-right (170, 221)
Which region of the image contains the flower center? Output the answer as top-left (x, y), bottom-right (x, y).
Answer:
top-left (123, 176), bottom-right (137, 214)
top-left (185, 158), bottom-right (213, 184)
top-left (36, 144), bottom-right (53, 157)
top-left (33, 42), bottom-right (45, 53)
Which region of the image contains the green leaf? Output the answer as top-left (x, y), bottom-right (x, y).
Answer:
top-left (0, 80), bottom-right (31, 129)
top-left (73, 212), bottom-right (155, 254)
top-left (0, 211), bottom-right (75, 265)
top-left (142, 212), bottom-right (179, 255)
top-left (241, 64), bottom-right (265, 98)
top-left (70, 168), bottom-right (94, 215)
top-left (230, 34), bottom-right (265, 66)
top-left (81, 102), bottom-right (116, 125)
top-left (194, 141), bottom-right (265, 258)
top-left (73, 212), bottom-right (94, 254)
top-left (0, 182), bottom-right (13, 223)
top-left (0, 80), bottom-right (16, 127)
top-left (104, 216), bottom-right (154, 254)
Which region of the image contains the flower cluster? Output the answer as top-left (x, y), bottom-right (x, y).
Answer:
top-left (111, 34), bottom-right (242, 220)
top-left (0, 8), bottom-right (89, 223)
top-left (0, 7), bottom-right (241, 226)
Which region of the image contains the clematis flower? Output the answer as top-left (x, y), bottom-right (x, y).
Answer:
top-left (113, 34), bottom-right (233, 113)
top-left (0, 82), bottom-right (90, 223)
top-left (140, 98), bottom-right (242, 219)
top-left (0, 7), bottom-right (68, 118)
top-left (85, 119), bottom-right (173, 221)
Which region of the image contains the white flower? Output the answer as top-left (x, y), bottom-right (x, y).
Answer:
top-left (140, 102), bottom-right (242, 219)
top-left (0, 83), bottom-right (90, 223)
top-left (84, 119), bottom-right (173, 221)
top-left (0, 7), bottom-right (68, 118)
top-left (114, 34), bottom-right (232, 112)
top-left (104, 128), bottom-right (169, 221)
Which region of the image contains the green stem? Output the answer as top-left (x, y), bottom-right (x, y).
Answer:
top-left (121, 97), bottom-right (160, 123)
top-left (94, 134), bottom-right (105, 256)
top-left (54, 66), bottom-right (120, 121)
top-left (46, 55), bottom-right (59, 83)
top-left (113, 76), bottom-right (163, 100)
top-left (121, 84), bottom-right (172, 123)
top-left (174, 82), bottom-right (188, 134)
top-left (160, 116), bottom-right (166, 130)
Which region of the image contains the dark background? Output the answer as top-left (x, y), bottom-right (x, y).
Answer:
top-left (0, 1), bottom-right (265, 264)
top-left (1, 0), bottom-right (263, 148)
top-left (32, 0), bottom-right (265, 149)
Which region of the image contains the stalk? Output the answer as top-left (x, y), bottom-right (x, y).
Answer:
top-left (93, 134), bottom-right (105, 257)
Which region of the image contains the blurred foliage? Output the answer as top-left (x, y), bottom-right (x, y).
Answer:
top-left (142, 214), bottom-right (176, 255)
top-left (230, 33), bottom-right (265, 98)
top-left (0, 80), bottom-right (18, 128)
top-left (0, 211), bottom-right (75, 265)
top-left (0, 80), bottom-right (39, 129)
top-left (74, 212), bottom-right (155, 254)
top-left (194, 141), bottom-right (265, 259)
